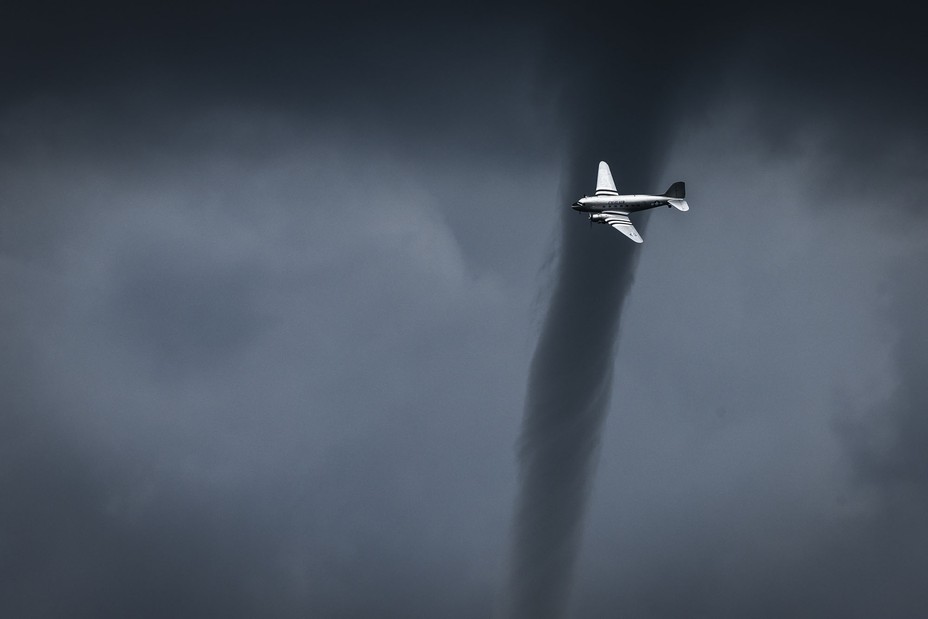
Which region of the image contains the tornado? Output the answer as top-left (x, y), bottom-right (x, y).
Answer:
top-left (498, 0), bottom-right (759, 611)
top-left (502, 18), bottom-right (685, 616)
top-left (503, 150), bottom-right (657, 618)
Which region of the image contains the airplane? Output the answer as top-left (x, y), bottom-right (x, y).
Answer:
top-left (570, 161), bottom-right (688, 243)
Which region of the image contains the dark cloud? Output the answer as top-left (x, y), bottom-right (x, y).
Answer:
top-left (1, 113), bottom-right (540, 616)
top-left (845, 250), bottom-right (928, 496)
top-left (2, 2), bottom-right (928, 618)
top-left (106, 241), bottom-right (267, 371)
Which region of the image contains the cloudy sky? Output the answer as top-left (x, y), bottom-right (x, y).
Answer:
top-left (2, 3), bottom-right (927, 617)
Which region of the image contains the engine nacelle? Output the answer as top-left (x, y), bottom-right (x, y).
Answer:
top-left (589, 213), bottom-right (609, 224)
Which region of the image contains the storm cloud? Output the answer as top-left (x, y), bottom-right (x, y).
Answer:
top-left (2, 2), bottom-right (928, 618)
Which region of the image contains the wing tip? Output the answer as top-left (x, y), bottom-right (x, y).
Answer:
top-left (607, 219), bottom-right (644, 243)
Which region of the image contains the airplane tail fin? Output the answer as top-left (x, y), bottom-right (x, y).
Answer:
top-left (663, 181), bottom-right (685, 199)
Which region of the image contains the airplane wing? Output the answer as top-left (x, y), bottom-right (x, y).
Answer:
top-left (595, 161), bottom-right (618, 196)
top-left (603, 213), bottom-right (643, 243)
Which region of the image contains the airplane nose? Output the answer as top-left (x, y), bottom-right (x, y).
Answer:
top-left (571, 202), bottom-right (581, 210)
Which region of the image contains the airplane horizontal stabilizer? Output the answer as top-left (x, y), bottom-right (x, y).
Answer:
top-left (668, 199), bottom-right (689, 211)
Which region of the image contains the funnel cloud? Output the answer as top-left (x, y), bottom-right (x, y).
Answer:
top-left (505, 169), bottom-right (649, 618)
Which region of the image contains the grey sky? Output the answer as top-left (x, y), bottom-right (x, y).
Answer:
top-left (2, 2), bottom-right (927, 617)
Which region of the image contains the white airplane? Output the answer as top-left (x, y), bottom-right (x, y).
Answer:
top-left (571, 161), bottom-right (688, 243)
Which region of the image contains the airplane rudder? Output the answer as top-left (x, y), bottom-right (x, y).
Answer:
top-left (664, 181), bottom-right (685, 199)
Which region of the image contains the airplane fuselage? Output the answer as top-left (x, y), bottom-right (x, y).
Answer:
top-left (570, 162), bottom-right (687, 242)
top-left (571, 194), bottom-right (673, 214)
